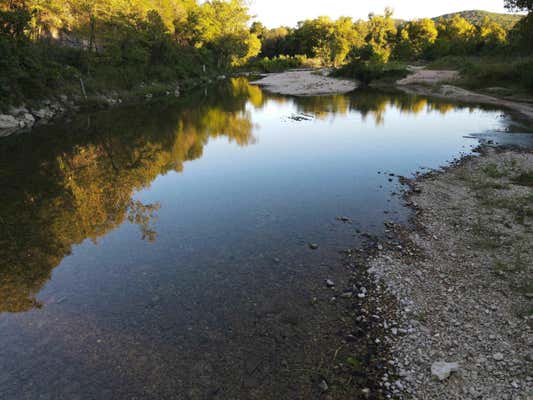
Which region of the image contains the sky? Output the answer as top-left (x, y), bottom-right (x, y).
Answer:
top-left (248, 0), bottom-right (510, 28)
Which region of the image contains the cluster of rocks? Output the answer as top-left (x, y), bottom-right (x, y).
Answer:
top-left (0, 82), bottom-right (182, 138)
top-left (0, 98), bottom-right (71, 137)
top-left (366, 148), bottom-right (532, 399)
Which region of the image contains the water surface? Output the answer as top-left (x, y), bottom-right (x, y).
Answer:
top-left (0, 80), bottom-right (513, 399)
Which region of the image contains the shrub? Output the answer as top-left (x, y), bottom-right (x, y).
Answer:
top-left (335, 60), bottom-right (408, 85)
top-left (457, 57), bottom-right (533, 92)
top-left (248, 55), bottom-right (321, 73)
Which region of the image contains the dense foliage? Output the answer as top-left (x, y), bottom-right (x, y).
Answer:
top-left (1, 1), bottom-right (532, 103)
top-left (0, 0), bottom-right (260, 105)
top-left (505, 0), bottom-right (533, 12)
top-left (247, 5), bottom-right (531, 89)
top-left (253, 8), bottom-right (529, 67)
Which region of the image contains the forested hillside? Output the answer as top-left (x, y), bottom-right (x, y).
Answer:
top-left (435, 10), bottom-right (523, 29)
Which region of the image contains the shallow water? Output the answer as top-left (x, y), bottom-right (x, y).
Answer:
top-left (0, 80), bottom-right (514, 399)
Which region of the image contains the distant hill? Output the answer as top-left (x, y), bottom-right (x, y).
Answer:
top-left (433, 10), bottom-right (523, 29)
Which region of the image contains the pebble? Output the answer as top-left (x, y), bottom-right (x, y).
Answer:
top-left (431, 361), bottom-right (460, 381)
top-left (318, 380), bottom-right (329, 392)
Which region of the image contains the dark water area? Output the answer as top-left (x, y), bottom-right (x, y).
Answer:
top-left (0, 79), bottom-right (514, 399)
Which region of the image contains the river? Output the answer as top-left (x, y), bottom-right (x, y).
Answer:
top-left (0, 78), bottom-right (520, 399)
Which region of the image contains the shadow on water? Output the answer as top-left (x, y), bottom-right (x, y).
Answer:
top-left (0, 79), bottom-right (514, 399)
top-left (0, 80), bottom-right (257, 313)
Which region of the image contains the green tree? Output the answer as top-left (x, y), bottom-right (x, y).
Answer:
top-left (192, 0), bottom-right (260, 68)
top-left (506, 0), bottom-right (533, 51)
top-left (293, 16), bottom-right (334, 61)
top-left (397, 18), bottom-right (438, 59)
top-left (505, 0), bottom-right (533, 11)
top-left (260, 26), bottom-right (291, 58)
top-left (329, 17), bottom-right (358, 66)
top-left (362, 8), bottom-right (397, 63)
top-left (250, 21), bottom-right (267, 39)
top-left (0, 2), bottom-right (32, 40)
top-left (434, 15), bottom-right (477, 56)
top-left (478, 16), bottom-right (507, 49)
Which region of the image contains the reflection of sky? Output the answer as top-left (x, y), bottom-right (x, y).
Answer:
top-left (55, 95), bottom-right (504, 277)
top-left (1, 90), bottom-right (510, 399)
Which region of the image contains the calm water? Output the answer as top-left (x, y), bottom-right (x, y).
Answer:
top-left (0, 80), bottom-right (514, 399)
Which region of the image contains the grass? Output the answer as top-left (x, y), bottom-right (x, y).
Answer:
top-left (427, 55), bottom-right (533, 95)
top-left (479, 193), bottom-right (533, 226)
top-left (482, 163), bottom-right (507, 179)
top-left (512, 171), bottom-right (533, 187)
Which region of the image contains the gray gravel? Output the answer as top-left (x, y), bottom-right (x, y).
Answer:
top-left (367, 148), bottom-right (533, 399)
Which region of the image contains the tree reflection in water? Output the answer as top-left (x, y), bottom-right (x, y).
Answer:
top-left (0, 79), bottom-right (490, 313)
top-left (0, 79), bottom-right (257, 313)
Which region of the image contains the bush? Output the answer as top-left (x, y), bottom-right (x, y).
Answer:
top-left (335, 60), bottom-right (408, 85)
top-left (454, 57), bottom-right (533, 92)
top-left (248, 55), bottom-right (320, 72)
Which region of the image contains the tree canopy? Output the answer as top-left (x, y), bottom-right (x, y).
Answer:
top-left (0, 1), bottom-right (531, 105)
top-left (505, 0), bottom-right (533, 12)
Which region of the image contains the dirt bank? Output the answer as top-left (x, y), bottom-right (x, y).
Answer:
top-left (251, 69), bottom-right (358, 96)
top-left (366, 147), bottom-right (533, 399)
top-left (397, 68), bottom-right (533, 122)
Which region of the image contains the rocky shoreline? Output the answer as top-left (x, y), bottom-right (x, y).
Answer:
top-left (0, 98), bottom-right (72, 137)
top-left (363, 146), bottom-right (532, 399)
top-left (0, 82), bottom-right (182, 138)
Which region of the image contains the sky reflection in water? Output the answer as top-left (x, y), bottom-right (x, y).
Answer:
top-left (0, 79), bottom-right (508, 399)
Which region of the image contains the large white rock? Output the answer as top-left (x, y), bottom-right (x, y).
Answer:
top-left (21, 113), bottom-right (35, 128)
top-left (431, 361), bottom-right (460, 381)
top-left (32, 107), bottom-right (55, 119)
top-left (0, 114), bottom-right (19, 129)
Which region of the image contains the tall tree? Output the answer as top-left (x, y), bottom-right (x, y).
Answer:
top-left (434, 15), bottom-right (477, 56)
top-left (397, 18), bottom-right (438, 59)
top-left (478, 17), bottom-right (507, 49)
top-left (191, 0), bottom-right (260, 68)
top-left (364, 8), bottom-right (397, 63)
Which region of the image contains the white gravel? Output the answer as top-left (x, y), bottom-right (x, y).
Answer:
top-left (251, 69), bottom-right (358, 96)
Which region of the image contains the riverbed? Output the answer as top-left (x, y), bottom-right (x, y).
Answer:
top-left (0, 78), bottom-right (526, 399)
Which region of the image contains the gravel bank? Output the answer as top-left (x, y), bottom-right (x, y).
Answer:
top-left (251, 69), bottom-right (358, 96)
top-left (367, 147), bottom-right (533, 399)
